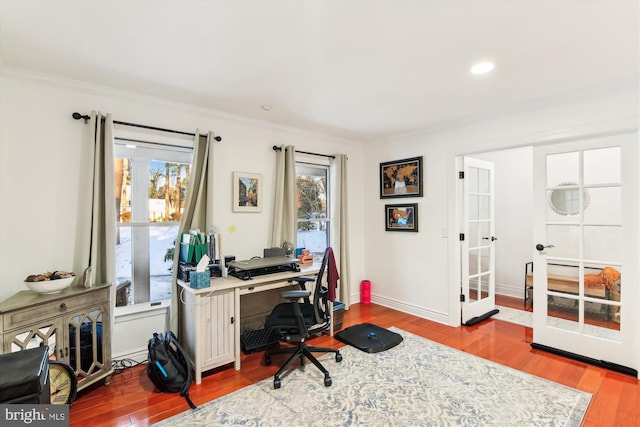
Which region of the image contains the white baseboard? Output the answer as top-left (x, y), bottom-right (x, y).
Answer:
top-left (495, 283), bottom-right (523, 299)
top-left (368, 293), bottom-right (452, 326)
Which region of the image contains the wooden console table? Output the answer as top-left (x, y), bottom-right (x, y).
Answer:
top-left (0, 284), bottom-right (113, 392)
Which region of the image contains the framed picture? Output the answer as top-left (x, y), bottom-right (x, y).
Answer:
top-left (233, 172), bottom-right (263, 212)
top-left (379, 156), bottom-right (423, 198)
top-left (385, 203), bottom-right (418, 232)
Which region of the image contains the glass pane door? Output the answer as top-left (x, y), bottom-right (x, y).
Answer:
top-left (532, 134), bottom-right (637, 372)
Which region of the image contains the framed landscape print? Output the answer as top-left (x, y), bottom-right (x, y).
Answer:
top-left (379, 156), bottom-right (423, 198)
top-left (385, 203), bottom-right (418, 232)
top-left (233, 172), bottom-right (262, 212)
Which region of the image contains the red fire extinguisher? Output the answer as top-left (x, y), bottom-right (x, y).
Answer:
top-left (361, 280), bottom-right (371, 304)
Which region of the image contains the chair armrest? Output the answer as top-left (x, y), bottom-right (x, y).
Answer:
top-left (281, 290), bottom-right (311, 300)
top-left (290, 275), bottom-right (316, 286)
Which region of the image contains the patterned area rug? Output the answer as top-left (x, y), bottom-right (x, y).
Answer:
top-left (494, 305), bottom-right (534, 327)
top-left (155, 328), bottom-right (591, 426)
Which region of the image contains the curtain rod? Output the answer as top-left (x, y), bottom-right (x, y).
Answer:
top-left (72, 112), bottom-right (222, 142)
top-left (272, 145), bottom-right (335, 159)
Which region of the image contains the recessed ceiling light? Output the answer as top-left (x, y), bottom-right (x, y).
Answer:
top-left (261, 105), bottom-right (272, 111)
top-left (470, 62), bottom-right (495, 75)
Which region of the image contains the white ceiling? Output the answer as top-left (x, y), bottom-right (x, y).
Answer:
top-left (1, 1), bottom-right (638, 142)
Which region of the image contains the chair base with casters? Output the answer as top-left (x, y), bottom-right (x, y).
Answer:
top-left (264, 274), bottom-right (343, 390)
top-left (265, 338), bottom-right (342, 389)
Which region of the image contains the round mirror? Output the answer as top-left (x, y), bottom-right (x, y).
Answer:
top-left (548, 183), bottom-right (589, 215)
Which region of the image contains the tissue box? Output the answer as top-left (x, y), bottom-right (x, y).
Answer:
top-left (190, 271), bottom-right (210, 289)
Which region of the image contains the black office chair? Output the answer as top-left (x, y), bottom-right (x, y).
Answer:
top-left (264, 247), bottom-right (342, 389)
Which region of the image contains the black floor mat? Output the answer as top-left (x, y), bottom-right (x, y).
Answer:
top-left (335, 323), bottom-right (403, 353)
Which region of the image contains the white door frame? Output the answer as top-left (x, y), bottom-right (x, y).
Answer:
top-left (447, 120), bottom-right (638, 376)
top-left (532, 134), bottom-right (638, 374)
top-left (459, 157), bottom-right (497, 324)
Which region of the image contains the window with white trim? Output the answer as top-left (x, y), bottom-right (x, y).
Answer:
top-left (296, 162), bottom-right (330, 257)
top-left (114, 140), bottom-right (192, 307)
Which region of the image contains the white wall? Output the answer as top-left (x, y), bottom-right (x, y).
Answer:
top-left (473, 147), bottom-right (533, 298)
top-left (0, 70), bottom-right (367, 354)
top-left (1, 68), bottom-right (638, 364)
top-left (363, 89), bottom-right (639, 327)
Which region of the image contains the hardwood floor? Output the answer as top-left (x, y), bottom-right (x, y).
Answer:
top-left (70, 298), bottom-right (639, 426)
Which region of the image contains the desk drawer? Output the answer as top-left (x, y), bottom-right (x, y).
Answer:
top-left (2, 288), bottom-right (108, 332)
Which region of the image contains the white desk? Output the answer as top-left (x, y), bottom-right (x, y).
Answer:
top-left (178, 263), bottom-right (319, 384)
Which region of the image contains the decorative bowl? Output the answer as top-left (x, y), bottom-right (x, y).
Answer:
top-left (25, 277), bottom-right (74, 294)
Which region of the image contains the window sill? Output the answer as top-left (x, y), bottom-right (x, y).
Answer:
top-left (114, 299), bottom-right (170, 319)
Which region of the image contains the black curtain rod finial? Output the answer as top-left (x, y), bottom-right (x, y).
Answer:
top-left (72, 111), bottom-right (222, 141)
top-left (272, 145), bottom-right (282, 151)
top-left (72, 112), bottom-right (90, 124)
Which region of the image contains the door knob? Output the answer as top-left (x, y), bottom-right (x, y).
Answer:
top-left (536, 243), bottom-right (555, 251)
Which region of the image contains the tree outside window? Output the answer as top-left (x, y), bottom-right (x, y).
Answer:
top-left (296, 163), bottom-right (330, 256)
top-left (114, 142), bottom-right (192, 307)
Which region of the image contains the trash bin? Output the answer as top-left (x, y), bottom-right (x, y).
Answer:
top-left (333, 301), bottom-right (345, 330)
top-left (360, 280), bottom-right (371, 304)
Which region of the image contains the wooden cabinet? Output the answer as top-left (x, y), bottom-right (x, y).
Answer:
top-left (0, 284), bottom-right (113, 391)
top-left (179, 284), bottom-right (235, 385)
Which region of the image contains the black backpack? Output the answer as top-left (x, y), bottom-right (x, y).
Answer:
top-left (147, 331), bottom-right (196, 409)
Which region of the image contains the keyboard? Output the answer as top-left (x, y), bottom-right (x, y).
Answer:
top-left (240, 328), bottom-right (280, 354)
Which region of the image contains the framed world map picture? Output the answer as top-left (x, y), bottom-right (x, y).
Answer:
top-left (379, 156), bottom-right (423, 198)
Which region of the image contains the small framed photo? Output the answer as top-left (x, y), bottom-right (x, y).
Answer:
top-left (233, 172), bottom-right (263, 212)
top-left (385, 203), bottom-right (418, 232)
top-left (380, 156), bottom-right (423, 198)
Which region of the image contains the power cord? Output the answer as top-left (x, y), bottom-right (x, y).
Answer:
top-left (111, 358), bottom-right (147, 374)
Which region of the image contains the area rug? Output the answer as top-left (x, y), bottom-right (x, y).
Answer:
top-left (494, 305), bottom-right (534, 328)
top-left (154, 328), bottom-right (591, 426)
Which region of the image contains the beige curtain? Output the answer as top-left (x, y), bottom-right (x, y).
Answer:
top-left (76, 111), bottom-right (116, 288)
top-left (271, 145), bottom-right (297, 248)
top-left (331, 154), bottom-right (351, 308)
top-left (168, 131), bottom-right (215, 332)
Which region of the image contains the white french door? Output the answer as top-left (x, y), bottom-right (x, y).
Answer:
top-left (532, 134), bottom-right (638, 373)
top-left (461, 157), bottom-right (497, 325)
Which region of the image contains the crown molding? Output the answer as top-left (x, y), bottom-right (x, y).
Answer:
top-left (0, 66), bottom-right (363, 147)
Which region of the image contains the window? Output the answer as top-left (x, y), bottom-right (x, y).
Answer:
top-left (114, 140), bottom-right (192, 307)
top-left (296, 162), bottom-right (330, 257)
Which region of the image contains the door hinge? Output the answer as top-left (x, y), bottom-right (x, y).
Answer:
top-left (460, 294), bottom-right (465, 302)
top-left (459, 233), bottom-right (465, 241)
top-left (230, 316), bottom-right (234, 324)
top-left (458, 171), bottom-right (464, 179)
